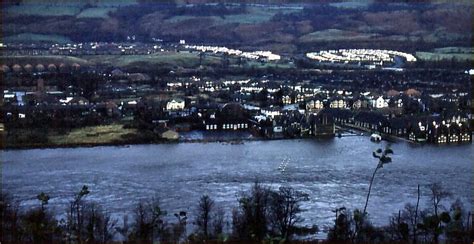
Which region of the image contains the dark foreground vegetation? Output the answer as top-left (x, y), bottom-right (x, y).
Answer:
top-left (1, 181), bottom-right (472, 244)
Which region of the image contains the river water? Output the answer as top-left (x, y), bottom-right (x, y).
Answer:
top-left (2, 137), bottom-right (472, 237)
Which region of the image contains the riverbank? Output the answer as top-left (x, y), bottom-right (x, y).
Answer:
top-left (2, 132), bottom-right (326, 150)
top-left (2, 124), bottom-right (164, 150)
top-left (3, 125), bottom-right (341, 150)
top-left (5, 123), bottom-right (458, 150)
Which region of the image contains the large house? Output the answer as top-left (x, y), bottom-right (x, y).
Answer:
top-left (372, 96), bottom-right (389, 109)
top-left (203, 103), bottom-right (250, 131)
top-left (305, 96), bottom-right (325, 112)
top-left (312, 110), bottom-right (335, 137)
top-left (329, 97), bottom-right (347, 109)
top-left (166, 98), bottom-right (185, 111)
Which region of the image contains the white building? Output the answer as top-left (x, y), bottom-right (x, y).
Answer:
top-left (373, 96), bottom-right (389, 109)
top-left (166, 98), bottom-right (185, 111)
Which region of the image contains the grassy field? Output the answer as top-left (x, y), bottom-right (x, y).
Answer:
top-left (48, 124), bottom-right (137, 145)
top-left (1, 52), bottom-right (261, 70)
top-left (416, 47), bottom-right (474, 61)
top-left (166, 7), bottom-right (300, 24)
top-left (299, 29), bottom-right (376, 43)
top-left (4, 124), bottom-right (147, 148)
top-left (77, 7), bottom-right (117, 18)
top-left (3, 33), bottom-right (72, 44)
top-left (5, 0), bottom-right (137, 17)
top-left (432, 47), bottom-right (474, 54)
top-left (6, 4), bottom-right (83, 16)
top-left (242, 60), bottom-right (295, 69)
top-left (82, 52), bottom-right (221, 68)
top-left (0, 55), bottom-right (89, 66)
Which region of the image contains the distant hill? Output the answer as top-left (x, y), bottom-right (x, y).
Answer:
top-left (2, 0), bottom-right (472, 53)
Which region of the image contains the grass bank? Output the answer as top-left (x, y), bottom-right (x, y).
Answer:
top-left (4, 124), bottom-right (167, 149)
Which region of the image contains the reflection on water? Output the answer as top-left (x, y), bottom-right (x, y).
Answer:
top-left (2, 137), bottom-right (472, 236)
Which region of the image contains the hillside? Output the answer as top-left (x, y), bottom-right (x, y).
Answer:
top-left (2, 1), bottom-right (472, 53)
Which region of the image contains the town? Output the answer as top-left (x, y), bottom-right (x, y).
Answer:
top-left (1, 41), bottom-right (472, 148)
top-left (2, 2), bottom-right (474, 244)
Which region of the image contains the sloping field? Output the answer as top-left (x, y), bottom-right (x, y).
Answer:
top-left (82, 52), bottom-right (221, 68)
top-left (6, 4), bottom-right (83, 16)
top-left (76, 7), bottom-right (117, 18)
top-left (3, 33), bottom-right (72, 44)
top-left (165, 7), bottom-right (299, 24)
top-left (299, 29), bottom-right (376, 43)
top-left (0, 56), bottom-right (89, 66)
top-left (5, 0), bottom-right (137, 17)
top-left (48, 124), bottom-right (137, 145)
top-left (415, 52), bottom-right (474, 61)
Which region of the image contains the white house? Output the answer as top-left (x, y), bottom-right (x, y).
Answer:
top-left (166, 98), bottom-right (185, 111)
top-left (373, 96), bottom-right (388, 109)
top-left (330, 99), bottom-right (346, 109)
top-left (262, 108), bottom-right (281, 118)
top-left (306, 99), bottom-right (324, 111)
top-left (282, 95), bottom-right (292, 105)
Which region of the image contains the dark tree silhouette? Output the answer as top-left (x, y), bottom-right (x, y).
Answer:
top-left (363, 146), bottom-right (394, 215)
top-left (195, 195), bottom-right (214, 241)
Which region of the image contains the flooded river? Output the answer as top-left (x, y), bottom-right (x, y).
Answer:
top-left (2, 137), bottom-right (472, 237)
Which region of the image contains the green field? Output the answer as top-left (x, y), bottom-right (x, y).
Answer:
top-left (0, 52), bottom-right (230, 69)
top-left (416, 47), bottom-right (474, 61)
top-left (329, 1), bottom-right (370, 9)
top-left (5, 0), bottom-right (137, 17)
top-left (0, 56), bottom-right (89, 66)
top-left (82, 52), bottom-right (221, 68)
top-left (77, 7), bottom-right (117, 18)
top-left (432, 47), bottom-right (474, 54)
top-left (6, 4), bottom-right (83, 16)
top-left (299, 29), bottom-right (376, 43)
top-left (3, 33), bottom-right (72, 44)
top-left (5, 124), bottom-right (146, 148)
top-left (48, 124), bottom-right (137, 145)
top-left (166, 7), bottom-right (300, 24)
top-left (1, 52), bottom-right (292, 70)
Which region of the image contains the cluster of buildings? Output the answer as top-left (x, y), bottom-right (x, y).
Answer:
top-left (306, 49), bottom-right (417, 65)
top-left (0, 42), bottom-right (170, 56)
top-left (183, 45), bottom-right (281, 61)
top-left (1, 63), bottom-right (82, 74)
top-left (1, 41), bottom-right (471, 144)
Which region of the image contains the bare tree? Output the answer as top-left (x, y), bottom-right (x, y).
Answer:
top-left (212, 207), bottom-right (226, 239)
top-left (64, 185), bottom-right (90, 244)
top-left (427, 182), bottom-right (451, 244)
top-left (22, 192), bottom-right (62, 244)
top-left (195, 195), bottom-right (214, 240)
top-left (83, 203), bottom-right (117, 244)
top-left (1, 192), bottom-right (22, 243)
top-left (363, 146), bottom-right (394, 215)
top-left (413, 184), bottom-right (420, 243)
top-left (268, 186), bottom-right (309, 241)
top-left (127, 198), bottom-right (166, 244)
top-left (232, 182), bottom-right (271, 242)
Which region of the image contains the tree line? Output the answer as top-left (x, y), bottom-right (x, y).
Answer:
top-left (2, 183), bottom-right (471, 244)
